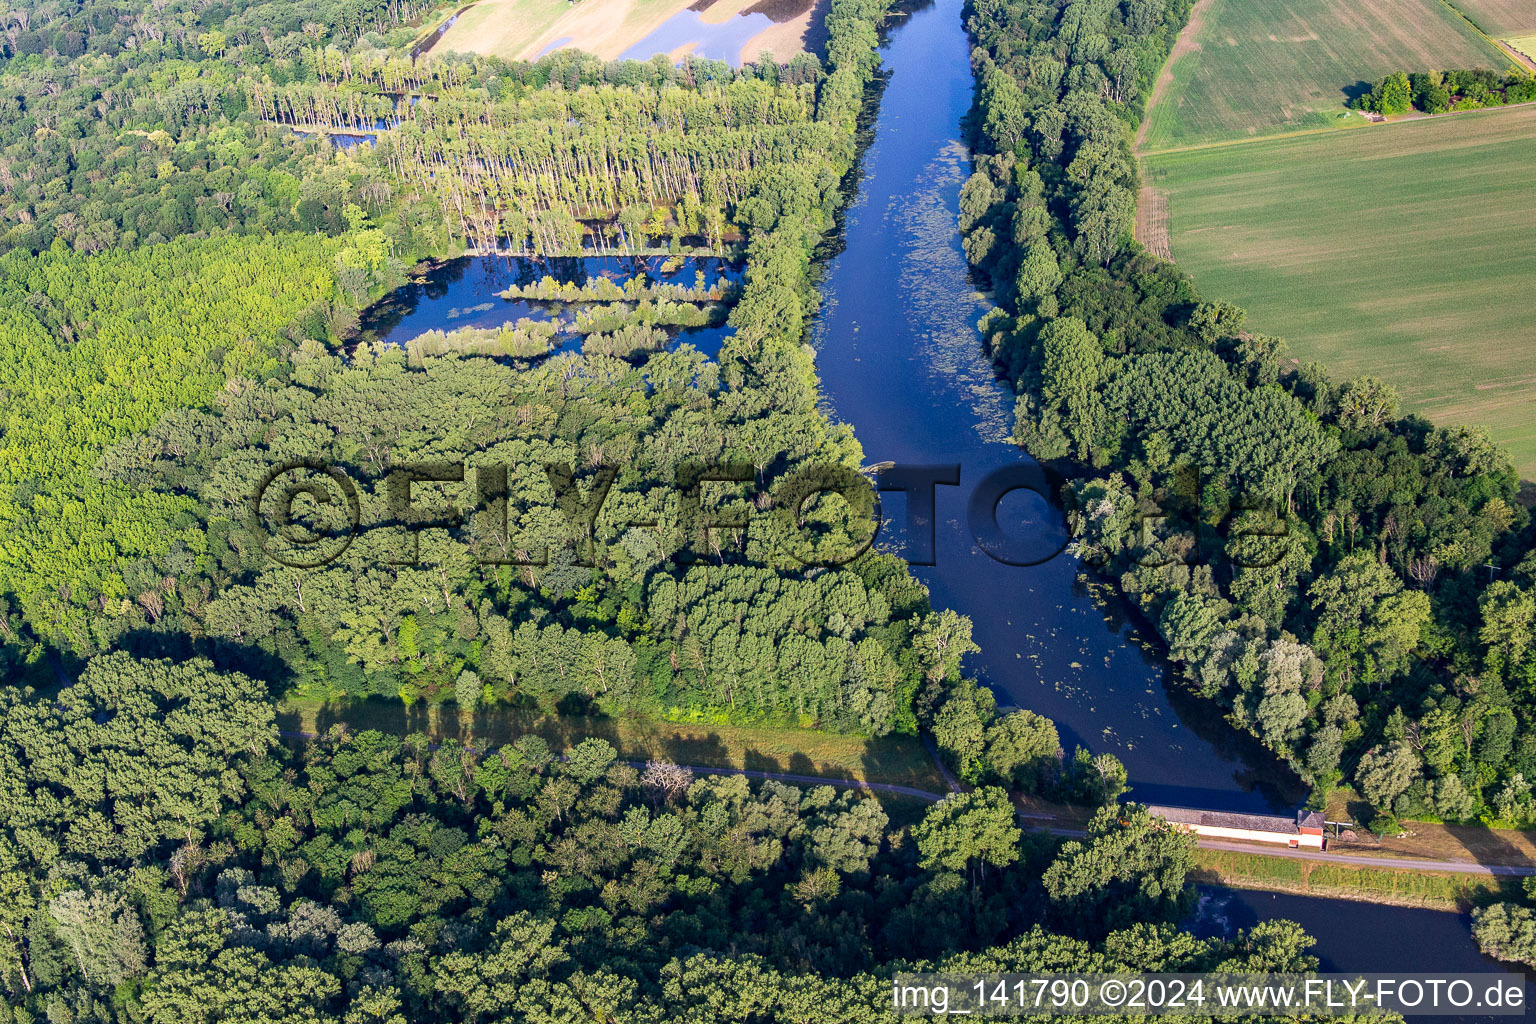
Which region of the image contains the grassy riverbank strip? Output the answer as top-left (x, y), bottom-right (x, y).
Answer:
top-left (1191, 848), bottom-right (1523, 910)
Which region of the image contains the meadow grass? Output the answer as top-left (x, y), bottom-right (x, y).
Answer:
top-left (1506, 34), bottom-right (1536, 62)
top-left (435, 0), bottom-right (578, 59)
top-left (277, 696), bottom-right (951, 792)
top-left (1144, 104), bottom-right (1536, 477)
top-left (1140, 0), bottom-right (1505, 151)
top-left (1190, 848), bottom-right (1520, 909)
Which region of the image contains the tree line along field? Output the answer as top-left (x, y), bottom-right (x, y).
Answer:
top-left (1138, 0), bottom-right (1506, 151)
top-left (1143, 104), bottom-right (1536, 476)
top-left (1506, 34), bottom-right (1536, 63)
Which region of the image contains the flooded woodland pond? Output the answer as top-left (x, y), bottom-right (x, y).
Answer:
top-left (359, 254), bottom-right (742, 359)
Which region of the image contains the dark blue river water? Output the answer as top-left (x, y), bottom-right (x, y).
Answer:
top-left (1189, 887), bottom-right (1531, 1021)
top-left (806, 0), bottom-right (1299, 814)
top-left (360, 254), bottom-right (740, 358)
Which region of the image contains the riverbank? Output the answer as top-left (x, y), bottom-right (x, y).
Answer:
top-left (1016, 792), bottom-right (1536, 909)
top-left (274, 697), bottom-right (1535, 909)
top-left (1327, 786), bottom-right (1536, 866)
top-left (1190, 847), bottom-right (1523, 911)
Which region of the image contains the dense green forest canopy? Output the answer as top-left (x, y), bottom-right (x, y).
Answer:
top-left (0, 0), bottom-right (1198, 1016)
top-left (0, 0), bottom-right (844, 259)
top-left (0, 0), bottom-right (872, 655)
top-left (0, 232), bottom-right (391, 651)
top-left (0, 0), bottom-right (1461, 1013)
top-left (0, 652), bottom-right (1356, 1023)
top-left (0, 0), bottom-right (462, 256)
top-left (958, 0), bottom-right (1536, 832)
top-left (0, 0), bottom-right (1059, 788)
top-left (100, 336), bottom-right (944, 732)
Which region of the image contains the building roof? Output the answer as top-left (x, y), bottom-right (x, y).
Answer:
top-left (1146, 805), bottom-right (1302, 836)
top-left (1297, 810), bottom-right (1325, 830)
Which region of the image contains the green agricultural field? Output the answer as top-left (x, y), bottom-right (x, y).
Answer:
top-left (1507, 33), bottom-right (1536, 62)
top-left (1144, 105), bottom-right (1536, 476)
top-left (1140, 0), bottom-right (1506, 151)
top-left (1452, 0), bottom-right (1536, 36)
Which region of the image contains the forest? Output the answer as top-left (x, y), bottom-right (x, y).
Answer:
top-left (0, 0), bottom-right (837, 260)
top-left (0, 0), bottom-right (468, 257)
top-left (0, 0), bottom-right (1383, 1013)
top-left (6, 0), bottom-right (1508, 1009)
top-left (0, 0), bottom-right (1034, 760)
top-left (0, 651), bottom-right (1354, 1023)
top-left (0, 0), bottom-right (1199, 1013)
top-left (1352, 68), bottom-right (1536, 115)
top-left (957, 0), bottom-right (1536, 848)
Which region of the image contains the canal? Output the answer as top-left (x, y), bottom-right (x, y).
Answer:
top-left (807, 0), bottom-right (1295, 815)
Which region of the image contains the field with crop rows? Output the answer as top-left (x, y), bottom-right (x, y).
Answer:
top-left (1144, 105), bottom-right (1536, 475)
top-left (1140, 0), bottom-right (1505, 151)
top-left (1452, 0), bottom-right (1536, 35)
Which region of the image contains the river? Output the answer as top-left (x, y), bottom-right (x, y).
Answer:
top-left (807, 0), bottom-right (1296, 814)
top-left (1189, 887), bottom-right (1531, 1022)
top-left (806, 0), bottom-right (1531, 1007)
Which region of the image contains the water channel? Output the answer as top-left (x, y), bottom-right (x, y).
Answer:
top-left (804, 0), bottom-right (1532, 1005)
top-left (808, 0), bottom-right (1295, 815)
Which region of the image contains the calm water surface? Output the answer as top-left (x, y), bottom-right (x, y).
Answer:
top-left (360, 254), bottom-right (740, 358)
top-left (808, 0), bottom-right (1298, 813)
top-left (1190, 887), bottom-right (1531, 1021)
top-left (617, 9), bottom-right (775, 66)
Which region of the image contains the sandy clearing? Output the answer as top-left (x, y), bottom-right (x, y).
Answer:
top-left (433, 0), bottom-right (829, 63)
top-left (738, 0), bottom-right (829, 61)
top-left (435, 0), bottom-right (822, 62)
top-left (698, 0), bottom-right (758, 23)
top-left (526, 0), bottom-right (689, 60)
top-left (434, 0), bottom-right (572, 59)
top-left (438, 0), bottom-right (702, 61)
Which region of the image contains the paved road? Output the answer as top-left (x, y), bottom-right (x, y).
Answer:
top-left (1196, 837), bottom-right (1536, 876)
